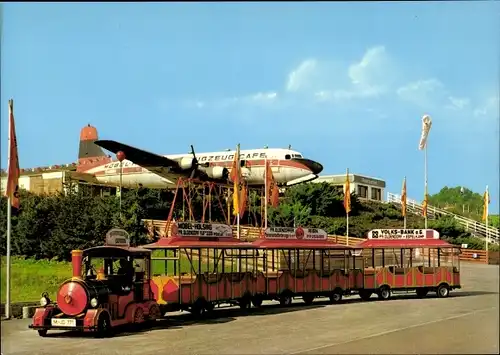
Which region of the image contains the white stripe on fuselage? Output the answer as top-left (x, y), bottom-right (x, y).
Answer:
top-left (84, 148), bottom-right (310, 188)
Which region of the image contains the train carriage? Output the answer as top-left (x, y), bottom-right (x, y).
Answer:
top-left (251, 226), bottom-right (362, 305)
top-left (143, 222), bottom-right (257, 315)
top-left (353, 228), bottom-right (462, 301)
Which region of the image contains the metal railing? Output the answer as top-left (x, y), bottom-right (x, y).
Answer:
top-left (387, 192), bottom-right (499, 244)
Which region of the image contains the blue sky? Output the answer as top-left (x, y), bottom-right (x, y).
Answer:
top-left (1, 2), bottom-right (499, 212)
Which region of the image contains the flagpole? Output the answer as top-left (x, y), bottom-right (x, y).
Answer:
top-left (346, 168), bottom-right (349, 245)
top-left (6, 197), bottom-right (12, 319)
top-left (403, 176), bottom-right (407, 229)
top-left (485, 185), bottom-right (489, 261)
top-left (424, 142), bottom-right (428, 229)
top-left (236, 144), bottom-right (240, 239)
top-left (264, 157), bottom-right (268, 229)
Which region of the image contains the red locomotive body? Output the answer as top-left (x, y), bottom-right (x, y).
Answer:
top-left (29, 229), bottom-right (160, 337)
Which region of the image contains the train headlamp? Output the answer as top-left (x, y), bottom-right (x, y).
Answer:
top-left (40, 296), bottom-right (49, 307)
top-left (90, 298), bottom-right (99, 308)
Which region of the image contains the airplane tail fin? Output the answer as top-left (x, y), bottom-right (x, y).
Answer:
top-left (76, 124), bottom-right (112, 172)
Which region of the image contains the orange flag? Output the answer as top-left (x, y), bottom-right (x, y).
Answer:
top-left (344, 168), bottom-right (351, 214)
top-left (482, 185), bottom-right (490, 222)
top-left (5, 99), bottom-right (20, 209)
top-left (239, 183), bottom-right (248, 216)
top-left (231, 144), bottom-right (241, 216)
top-left (265, 160), bottom-right (279, 207)
top-left (401, 177), bottom-right (407, 217)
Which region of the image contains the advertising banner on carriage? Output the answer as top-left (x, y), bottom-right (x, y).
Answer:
top-left (171, 222), bottom-right (233, 238)
top-left (264, 226), bottom-right (328, 240)
top-left (367, 229), bottom-right (439, 240)
top-left (105, 228), bottom-right (131, 246)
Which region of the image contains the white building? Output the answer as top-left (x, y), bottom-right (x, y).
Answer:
top-left (311, 173), bottom-right (386, 202)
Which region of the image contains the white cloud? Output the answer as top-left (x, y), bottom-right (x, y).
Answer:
top-left (446, 96), bottom-right (470, 110)
top-left (397, 79), bottom-right (447, 108)
top-left (286, 59), bottom-right (317, 92)
top-left (473, 96), bottom-right (499, 117)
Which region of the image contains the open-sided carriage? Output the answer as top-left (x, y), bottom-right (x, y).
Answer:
top-left (352, 228), bottom-right (462, 300)
top-left (29, 229), bottom-right (160, 337)
top-left (143, 222), bottom-right (359, 314)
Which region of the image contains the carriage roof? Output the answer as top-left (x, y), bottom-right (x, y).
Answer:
top-left (83, 245), bottom-right (151, 258)
top-left (354, 239), bottom-right (456, 249)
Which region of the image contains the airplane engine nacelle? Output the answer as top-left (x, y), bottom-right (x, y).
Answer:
top-left (201, 166), bottom-right (229, 180)
top-left (179, 157), bottom-right (195, 170)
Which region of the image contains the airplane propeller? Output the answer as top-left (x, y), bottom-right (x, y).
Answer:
top-left (189, 144), bottom-right (199, 179)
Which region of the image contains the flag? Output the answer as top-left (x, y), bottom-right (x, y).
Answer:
top-left (265, 160), bottom-right (279, 207)
top-left (239, 183), bottom-right (248, 216)
top-left (401, 177), bottom-right (407, 217)
top-left (482, 185), bottom-right (490, 222)
top-left (5, 99), bottom-right (20, 210)
top-left (271, 184), bottom-right (279, 208)
top-left (231, 144), bottom-right (241, 216)
top-left (418, 114), bottom-right (432, 150)
top-left (344, 168), bottom-right (351, 213)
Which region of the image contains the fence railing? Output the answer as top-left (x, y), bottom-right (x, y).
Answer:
top-left (387, 192), bottom-right (499, 244)
top-left (142, 219), bottom-right (491, 264)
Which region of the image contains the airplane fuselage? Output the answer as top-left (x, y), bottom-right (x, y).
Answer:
top-left (84, 148), bottom-right (320, 188)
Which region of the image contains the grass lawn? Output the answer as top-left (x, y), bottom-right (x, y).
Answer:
top-left (1, 256), bottom-right (73, 303)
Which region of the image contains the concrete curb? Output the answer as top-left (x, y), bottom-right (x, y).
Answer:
top-left (0, 302), bottom-right (39, 319)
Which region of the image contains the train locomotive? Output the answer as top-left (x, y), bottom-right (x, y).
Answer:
top-left (29, 229), bottom-right (161, 337)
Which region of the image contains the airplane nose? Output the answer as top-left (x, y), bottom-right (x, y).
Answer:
top-left (292, 158), bottom-right (323, 175)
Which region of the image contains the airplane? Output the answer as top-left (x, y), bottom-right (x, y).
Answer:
top-left (75, 124), bottom-right (323, 189)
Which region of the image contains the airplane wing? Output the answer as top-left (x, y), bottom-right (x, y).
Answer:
top-left (94, 140), bottom-right (181, 175)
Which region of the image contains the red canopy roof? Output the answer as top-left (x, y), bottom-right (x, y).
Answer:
top-left (354, 239), bottom-right (455, 249)
top-left (141, 236), bottom-right (253, 249)
top-left (251, 238), bottom-right (352, 249)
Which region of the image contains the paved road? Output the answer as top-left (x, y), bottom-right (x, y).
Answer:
top-left (2, 263), bottom-right (498, 355)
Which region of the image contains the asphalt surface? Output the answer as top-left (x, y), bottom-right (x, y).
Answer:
top-left (1, 262), bottom-right (498, 355)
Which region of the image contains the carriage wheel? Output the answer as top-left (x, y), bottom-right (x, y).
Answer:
top-left (279, 292), bottom-right (293, 306)
top-left (190, 298), bottom-right (208, 318)
top-left (377, 286), bottom-right (391, 300)
top-left (37, 329), bottom-right (48, 337)
top-left (359, 290), bottom-right (372, 301)
top-left (437, 284), bottom-right (450, 298)
top-left (302, 294), bottom-right (314, 305)
top-left (416, 288), bottom-right (429, 298)
top-left (329, 289), bottom-right (343, 303)
top-left (251, 295), bottom-right (263, 308)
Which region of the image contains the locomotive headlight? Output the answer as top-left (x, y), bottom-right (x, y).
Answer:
top-left (40, 296), bottom-right (49, 307)
top-left (90, 298), bottom-right (98, 308)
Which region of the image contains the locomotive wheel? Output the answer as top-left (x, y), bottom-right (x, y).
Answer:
top-left (416, 288), bottom-right (429, 298)
top-left (96, 313), bottom-right (112, 338)
top-left (239, 297), bottom-right (251, 310)
top-left (251, 295), bottom-right (263, 308)
top-left (437, 284), bottom-right (450, 298)
top-left (377, 286), bottom-right (391, 301)
top-left (147, 304), bottom-right (161, 324)
top-left (329, 289), bottom-right (343, 304)
top-left (37, 329), bottom-right (48, 337)
top-left (302, 295), bottom-right (314, 305)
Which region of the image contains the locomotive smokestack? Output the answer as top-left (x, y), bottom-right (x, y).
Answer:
top-left (71, 250), bottom-right (83, 279)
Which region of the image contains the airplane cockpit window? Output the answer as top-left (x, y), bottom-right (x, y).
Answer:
top-left (292, 154), bottom-right (303, 158)
top-left (285, 154), bottom-right (291, 160)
